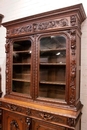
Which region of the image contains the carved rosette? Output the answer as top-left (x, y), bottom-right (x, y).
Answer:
top-left (10, 120), bottom-right (19, 130)
top-left (5, 39), bottom-right (12, 94)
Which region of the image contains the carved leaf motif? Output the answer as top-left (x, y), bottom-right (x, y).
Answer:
top-left (34, 18), bottom-right (68, 31)
top-left (6, 104), bottom-right (22, 112)
top-left (7, 18), bottom-right (69, 36)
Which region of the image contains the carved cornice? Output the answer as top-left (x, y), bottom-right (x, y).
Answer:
top-left (6, 17), bottom-right (69, 37)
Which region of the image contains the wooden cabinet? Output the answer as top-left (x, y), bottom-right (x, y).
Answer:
top-left (0, 3), bottom-right (86, 130)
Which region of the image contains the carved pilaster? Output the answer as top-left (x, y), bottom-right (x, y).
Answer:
top-left (5, 39), bottom-right (12, 94)
top-left (67, 30), bottom-right (76, 106)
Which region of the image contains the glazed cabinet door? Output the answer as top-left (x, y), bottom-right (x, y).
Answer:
top-left (3, 110), bottom-right (31, 130)
top-left (32, 119), bottom-right (68, 130)
top-left (35, 32), bottom-right (70, 104)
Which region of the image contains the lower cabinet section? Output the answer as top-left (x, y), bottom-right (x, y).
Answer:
top-left (0, 100), bottom-right (82, 130)
top-left (1, 109), bottom-right (81, 130)
top-left (3, 110), bottom-right (31, 130)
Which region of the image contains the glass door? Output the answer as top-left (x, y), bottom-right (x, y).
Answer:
top-left (39, 35), bottom-right (66, 101)
top-left (12, 40), bottom-right (32, 95)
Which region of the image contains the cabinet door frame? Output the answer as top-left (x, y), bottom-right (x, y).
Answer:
top-left (5, 36), bottom-right (35, 100)
top-left (34, 31), bottom-right (70, 106)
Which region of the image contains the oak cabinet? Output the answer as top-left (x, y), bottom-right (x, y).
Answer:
top-left (0, 3), bottom-right (86, 130)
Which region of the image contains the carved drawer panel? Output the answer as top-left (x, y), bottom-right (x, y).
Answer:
top-left (32, 119), bottom-right (66, 130)
top-left (31, 110), bottom-right (67, 125)
top-left (1, 102), bottom-right (31, 116)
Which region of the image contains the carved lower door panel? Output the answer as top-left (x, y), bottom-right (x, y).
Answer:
top-left (32, 119), bottom-right (68, 130)
top-left (3, 110), bottom-right (31, 130)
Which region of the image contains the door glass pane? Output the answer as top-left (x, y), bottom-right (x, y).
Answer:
top-left (12, 40), bottom-right (31, 95)
top-left (39, 35), bottom-right (66, 100)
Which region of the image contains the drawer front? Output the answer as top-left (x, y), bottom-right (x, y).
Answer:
top-left (31, 110), bottom-right (67, 125)
top-left (32, 119), bottom-right (66, 130)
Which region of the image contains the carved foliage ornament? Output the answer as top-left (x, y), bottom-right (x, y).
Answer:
top-left (7, 18), bottom-right (69, 36)
top-left (10, 120), bottom-right (19, 130)
top-left (38, 112), bottom-right (66, 124)
top-left (67, 30), bottom-right (76, 105)
top-left (6, 104), bottom-right (22, 112)
top-left (5, 39), bottom-right (12, 94)
top-left (7, 25), bottom-right (33, 36)
top-left (33, 18), bottom-right (69, 31)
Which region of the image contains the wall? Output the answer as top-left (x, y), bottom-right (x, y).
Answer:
top-left (0, 0), bottom-right (87, 130)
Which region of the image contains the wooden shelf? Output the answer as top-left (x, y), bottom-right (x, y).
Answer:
top-left (13, 50), bottom-right (31, 53)
top-left (13, 63), bottom-right (31, 65)
top-left (40, 81), bottom-right (66, 85)
top-left (40, 63), bottom-right (66, 65)
top-left (40, 48), bottom-right (66, 52)
top-left (12, 78), bottom-right (30, 82)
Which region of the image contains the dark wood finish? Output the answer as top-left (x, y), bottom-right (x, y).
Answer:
top-left (0, 68), bottom-right (2, 97)
top-left (0, 14), bottom-right (4, 26)
top-left (0, 3), bottom-right (86, 130)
